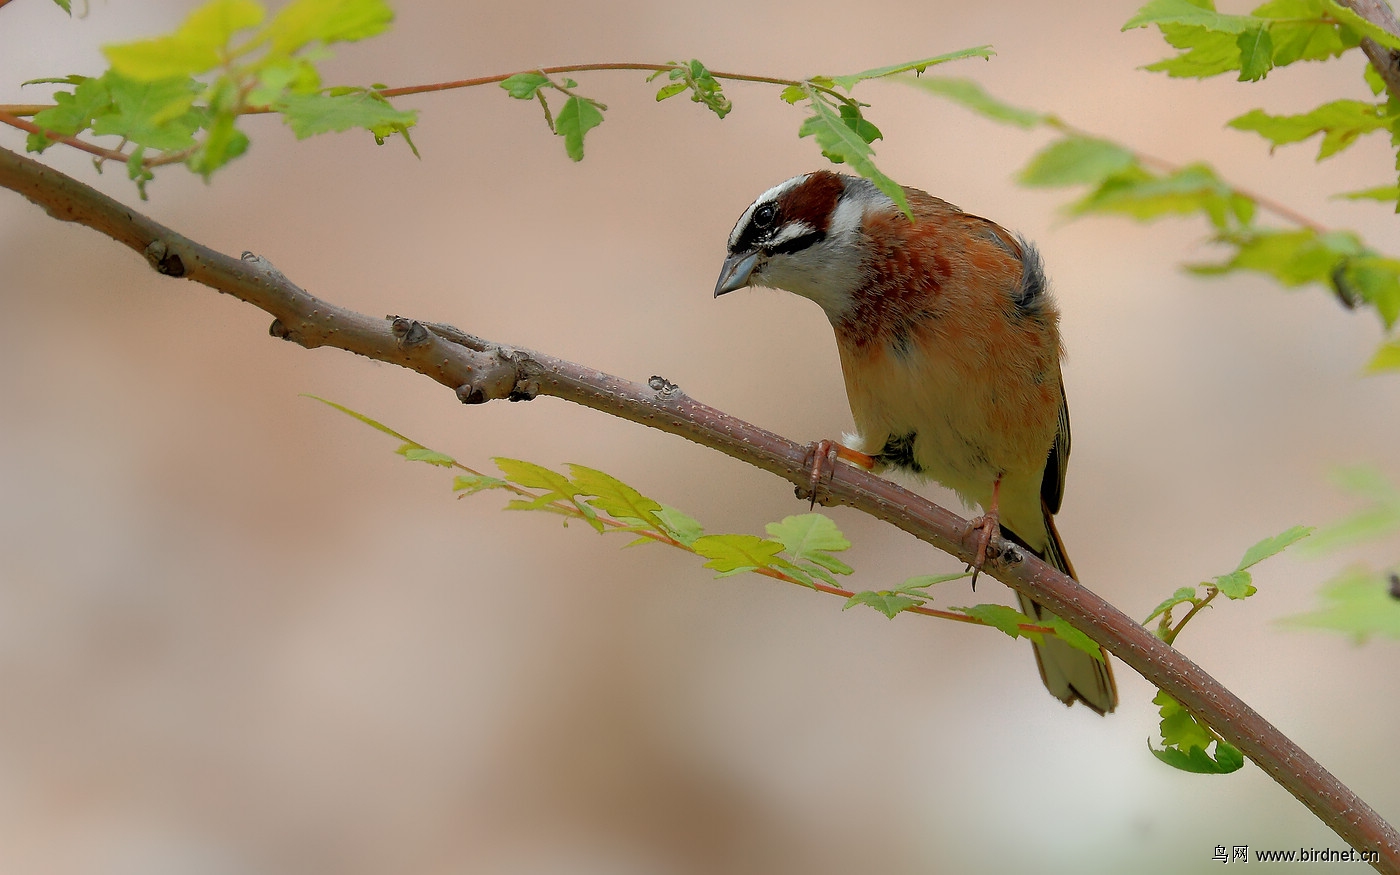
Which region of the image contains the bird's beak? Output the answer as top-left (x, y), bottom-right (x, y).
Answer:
top-left (714, 250), bottom-right (759, 297)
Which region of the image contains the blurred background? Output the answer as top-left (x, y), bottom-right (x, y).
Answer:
top-left (2, 1), bottom-right (1399, 872)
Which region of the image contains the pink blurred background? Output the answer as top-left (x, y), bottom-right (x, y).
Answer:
top-left (2, 1), bottom-right (1399, 872)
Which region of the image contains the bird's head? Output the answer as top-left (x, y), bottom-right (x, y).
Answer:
top-left (714, 170), bottom-right (889, 319)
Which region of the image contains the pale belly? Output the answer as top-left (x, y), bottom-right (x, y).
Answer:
top-left (837, 341), bottom-right (1058, 543)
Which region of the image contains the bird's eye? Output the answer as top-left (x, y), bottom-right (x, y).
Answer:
top-left (753, 203), bottom-right (777, 228)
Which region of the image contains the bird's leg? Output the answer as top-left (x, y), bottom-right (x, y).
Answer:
top-left (966, 474), bottom-right (1003, 588)
top-left (803, 439), bottom-right (876, 508)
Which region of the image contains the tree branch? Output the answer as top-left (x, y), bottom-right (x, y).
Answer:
top-left (1, 143), bottom-right (1396, 873)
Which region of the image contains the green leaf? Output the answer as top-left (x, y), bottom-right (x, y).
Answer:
top-left (892, 572), bottom-right (970, 594)
top-left (1340, 255), bottom-right (1400, 327)
top-left (904, 76), bottom-right (1046, 128)
top-left (798, 88), bottom-right (910, 218)
top-left (501, 72), bottom-right (550, 100)
top-left (1265, 0), bottom-right (1359, 64)
top-left (766, 513), bottom-right (850, 561)
top-left (276, 90), bottom-right (417, 140)
top-left (555, 95), bottom-right (605, 161)
top-left (1018, 137), bottom-right (1137, 187)
top-left (1330, 465), bottom-right (1400, 504)
top-left (1212, 740), bottom-right (1245, 771)
top-left (1150, 739), bottom-right (1246, 773)
top-left (843, 590), bottom-right (922, 619)
top-left (1145, 586), bottom-right (1202, 624)
top-left (658, 59), bottom-right (732, 118)
top-left (692, 534), bottom-right (785, 575)
top-left (453, 473), bottom-right (509, 494)
top-left (828, 46), bottom-right (995, 90)
top-left (1278, 565), bottom-right (1400, 642)
top-left (90, 73), bottom-right (203, 151)
top-left (1366, 338), bottom-right (1400, 372)
top-left (397, 445), bottom-right (455, 467)
top-left (1151, 690), bottom-right (1244, 772)
top-left (26, 76), bottom-right (112, 152)
top-left (1365, 62), bottom-right (1386, 95)
top-left (1236, 525), bottom-right (1313, 570)
top-left (1325, 0), bottom-right (1400, 50)
top-left (188, 110), bottom-right (249, 179)
top-left (21, 75), bottom-right (90, 87)
top-left (1228, 100), bottom-right (1391, 160)
top-left (1336, 183), bottom-right (1399, 202)
top-left (1070, 163), bottom-right (1242, 229)
top-left (655, 505), bottom-right (704, 546)
top-left (654, 82), bottom-right (688, 101)
top-left (126, 145), bottom-right (154, 199)
top-left (52, 0), bottom-right (72, 12)
top-left (1212, 570), bottom-right (1257, 600)
top-left (779, 84), bottom-right (806, 104)
top-left (1123, 0), bottom-right (1257, 34)
top-left (837, 103), bottom-right (883, 144)
top-left (568, 464), bottom-right (663, 529)
top-left (494, 457), bottom-right (578, 496)
top-left (266, 0), bottom-right (394, 55)
top-left (1300, 467), bottom-right (1400, 553)
top-left (777, 562), bottom-right (818, 588)
top-left (1145, 25), bottom-right (1246, 78)
top-left (1046, 616), bottom-right (1107, 660)
top-left (1135, 0), bottom-right (1360, 77)
top-left (104, 0), bottom-right (264, 80)
top-left (303, 394), bottom-right (415, 442)
top-left (1236, 25), bottom-right (1274, 81)
top-left (1155, 689), bottom-right (1213, 749)
top-left (790, 560), bottom-right (839, 586)
top-left (1189, 228), bottom-right (1362, 287)
top-left (956, 603), bottom-right (1040, 640)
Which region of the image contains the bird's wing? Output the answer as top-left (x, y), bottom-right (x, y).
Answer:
top-left (1040, 370), bottom-right (1071, 515)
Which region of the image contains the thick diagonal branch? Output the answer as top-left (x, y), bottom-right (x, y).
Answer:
top-left (1, 145), bottom-right (1396, 874)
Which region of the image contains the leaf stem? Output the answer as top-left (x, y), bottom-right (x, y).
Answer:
top-left (1165, 586), bottom-right (1220, 646)
top-left (0, 109), bottom-right (128, 164)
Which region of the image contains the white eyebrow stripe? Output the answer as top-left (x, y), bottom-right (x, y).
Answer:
top-left (727, 174), bottom-right (811, 250)
top-left (769, 220), bottom-right (818, 246)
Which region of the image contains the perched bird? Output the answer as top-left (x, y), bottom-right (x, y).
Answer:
top-left (714, 170), bottom-right (1117, 714)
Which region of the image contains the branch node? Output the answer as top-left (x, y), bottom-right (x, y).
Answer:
top-left (143, 239), bottom-right (185, 277)
top-left (391, 317), bottom-right (432, 348)
top-left (454, 348), bottom-right (527, 405)
top-left (507, 375), bottom-right (539, 402)
top-left (647, 374), bottom-right (685, 398)
top-left (241, 250), bottom-right (289, 284)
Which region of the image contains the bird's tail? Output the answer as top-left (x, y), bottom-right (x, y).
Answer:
top-left (1006, 505), bottom-right (1118, 714)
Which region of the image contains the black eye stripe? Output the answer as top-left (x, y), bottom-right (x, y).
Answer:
top-left (731, 202), bottom-right (782, 255)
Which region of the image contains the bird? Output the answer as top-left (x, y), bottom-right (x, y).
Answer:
top-left (713, 170), bottom-right (1117, 714)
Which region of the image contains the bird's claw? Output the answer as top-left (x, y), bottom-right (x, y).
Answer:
top-left (803, 439), bottom-right (841, 508)
top-left (965, 511), bottom-right (1002, 589)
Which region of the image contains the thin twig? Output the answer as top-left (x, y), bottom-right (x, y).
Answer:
top-left (1165, 587), bottom-right (1220, 646)
top-left (0, 110), bottom-right (127, 164)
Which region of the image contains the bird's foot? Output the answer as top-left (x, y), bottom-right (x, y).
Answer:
top-left (801, 439), bottom-right (876, 508)
top-left (964, 510), bottom-right (1001, 589)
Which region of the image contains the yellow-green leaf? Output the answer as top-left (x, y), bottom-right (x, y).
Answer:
top-left (104, 0), bottom-right (264, 80)
top-left (692, 534), bottom-right (785, 575)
